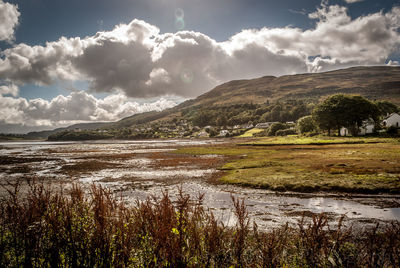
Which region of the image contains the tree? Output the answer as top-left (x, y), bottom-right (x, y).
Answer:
top-left (297, 115), bottom-right (317, 134)
top-left (342, 95), bottom-right (379, 136)
top-left (215, 115), bottom-right (227, 127)
top-left (192, 110), bottom-right (215, 127)
top-left (266, 122), bottom-right (287, 136)
top-left (270, 105), bottom-right (282, 121)
top-left (375, 101), bottom-right (399, 117)
top-left (312, 94), bottom-right (379, 136)
top-left (312, 95), bottom-right (342, 136)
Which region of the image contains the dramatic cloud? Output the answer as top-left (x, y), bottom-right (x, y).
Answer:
top-left (1, 4), bottom-right (399, 100)
top-left (0, 2), bottom-right (400, 132)
top-left (0, 0), bottom-right (20, 42)
top-left (0, 91), bottom-right (177, 132)
top-left (1, 4), bottom-right (399, 99)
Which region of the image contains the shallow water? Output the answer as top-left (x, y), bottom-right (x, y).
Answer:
top-left (0, 139), bottom-right (399, 229)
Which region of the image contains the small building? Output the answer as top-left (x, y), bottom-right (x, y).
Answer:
top-left (255, 122), bottom-right (278, 129)
top-left (219, 130), bottom-right (230, 137)
top-left (340, 119), bottom-right (375, 136)
top-left (382, 113), bottom-right (400, 128)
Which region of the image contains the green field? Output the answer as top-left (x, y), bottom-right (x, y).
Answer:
top-left (238, 128), bottom-right (264, 138)
top-left (174, 136), bottom-right (400, 193)
top-left (239, 135), bottom-right (399, 146)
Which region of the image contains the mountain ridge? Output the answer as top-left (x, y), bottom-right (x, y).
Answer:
top-left (14, 66), bottom-right (400, 138)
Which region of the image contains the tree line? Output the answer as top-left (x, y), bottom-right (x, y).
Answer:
top-left (302, 95), bottom-right (398, 136)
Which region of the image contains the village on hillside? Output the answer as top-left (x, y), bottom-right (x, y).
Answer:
top-left (45, 95), bottom-right (400, 141)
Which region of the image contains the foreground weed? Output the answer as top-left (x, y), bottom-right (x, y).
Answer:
top-left (0, 179), bottom-right (399, 267)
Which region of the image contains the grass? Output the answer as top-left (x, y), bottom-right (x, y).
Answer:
top-left (0, 180), bottom-right (399, 267)
top-left (173, 146), bottom-right (260, 156)
top-left (238, 128), bottom-right (264, 138)
top-left (239, 135), bottom-right (399, 146)
top-left (174, 138), bottom-right (400, 194)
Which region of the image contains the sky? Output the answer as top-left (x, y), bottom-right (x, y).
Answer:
top-left (0, 0), bottom-right (399, 133)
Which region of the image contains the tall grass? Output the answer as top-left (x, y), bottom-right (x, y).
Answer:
top-left (0, 180), bottom-right (399, 267)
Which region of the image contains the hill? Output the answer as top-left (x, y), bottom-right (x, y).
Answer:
top-left (184, 66), bottom-right (400, 107)
top-left (16, 66), bottom-right (400, 139)
top-left (110, 66), bottom-right (400, 127)
top-left (24, 122), bottom-right (110, 139)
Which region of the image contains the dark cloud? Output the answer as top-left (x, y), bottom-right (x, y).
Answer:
top-left (74, 40), bottom-right (153, 96)
top-left (1, 5), bottom-right (399, 98)
top-left (0, 3), bottom-right (400, 132)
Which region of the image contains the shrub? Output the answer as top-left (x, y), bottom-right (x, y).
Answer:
top-left (275, 129), bottom-right (297, 136)
top-left (266, 122), bottom-right (287, 136)
top-left (387, 126), bottom-right (398, 135)
top-left (297, 115), bottom-right (317, 134)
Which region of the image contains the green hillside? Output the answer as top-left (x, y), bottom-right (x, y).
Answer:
top-left (21, 66), bottom-right (400, 139)
top-left (111, 66), bottom-right (400, 128)
top-left (188, 66), bottom-right (400, 107)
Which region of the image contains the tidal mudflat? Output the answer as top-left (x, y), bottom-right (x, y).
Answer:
top-left (0, 139), bottom-right (399, 229)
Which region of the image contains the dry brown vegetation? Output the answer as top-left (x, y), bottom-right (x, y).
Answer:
top-left (0, 180), bottom-right (399, 267)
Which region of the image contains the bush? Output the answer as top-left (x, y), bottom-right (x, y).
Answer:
top-left (387, 126), bottom-right (399, 135)
top-left (275, 129), bottom-right (297, 136)
top-left (266, 122), bottom-right (287, 136)
top-left (297, 115), bottom-right (317, 134)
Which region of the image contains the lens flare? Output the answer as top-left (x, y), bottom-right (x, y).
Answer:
top-left (175, 8), bottom-right (184, 19)
top-left (180, 69), bottom-right (194, 84)
top-left (175, 18), bottom-right (185, 30)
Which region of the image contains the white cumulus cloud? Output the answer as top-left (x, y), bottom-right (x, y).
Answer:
top-left (0, 0), bottom-right (20, 42)
top-left (0, 2), bottom-right (400, 132)
top-left (0, 91), bottom-right (177, 131)
top-left (1, 4), bottom-right (399, 99)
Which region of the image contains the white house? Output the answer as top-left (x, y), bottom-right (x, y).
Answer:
top-left (382, 113), bottom-right (400, 128)
top-left (233, 124), bottom-right (253, 129)
top-left (340, 119), bottom-right (375, 136)
top-left (359, 119), bottom-right (375, 135)
top-left (219, 130), bottom-right (230, 137)
top-left (255, 122), bottom-right (278, 129)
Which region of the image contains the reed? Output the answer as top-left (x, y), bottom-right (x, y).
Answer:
top-left (0, 180), bottom-right (399, 267)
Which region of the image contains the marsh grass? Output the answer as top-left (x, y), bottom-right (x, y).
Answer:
top-left (0, 180), bottom-right (399, 267)
top-left (239, 136), bottom-right (399, 146)
top-left (176, 142), bottom-right (400, 193)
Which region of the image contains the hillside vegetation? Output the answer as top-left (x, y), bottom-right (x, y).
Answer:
top-left (11, 66), bottom-right (400, 140)
top-left (183, 66), bottom-right (400, 107)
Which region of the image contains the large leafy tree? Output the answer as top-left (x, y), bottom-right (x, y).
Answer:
top-left (312, 94), bottom-right (379, 136)
top-left (375, 100), bottom-right (399, 116)
top-left (296, 115), bottom-right (317, 134)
